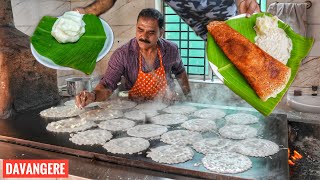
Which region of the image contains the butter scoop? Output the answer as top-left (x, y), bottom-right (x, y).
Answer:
top-left (51, 11), bottom-right (86, 43)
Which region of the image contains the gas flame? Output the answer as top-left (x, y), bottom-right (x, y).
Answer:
top-left (288, 148), bottom-right (303, 166)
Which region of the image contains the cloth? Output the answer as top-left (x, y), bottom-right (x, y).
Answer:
top-left (99, 38), bottom-right (185, 92)
top-left (164, 0), bottom-right (237, 40)
top-left (129, 47), bottom-right (167, 100)
top-left (267, 2), bottom-right (307, 36)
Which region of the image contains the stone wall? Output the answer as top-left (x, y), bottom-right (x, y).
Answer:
top-left (0, 0), bottom-right (60, 118)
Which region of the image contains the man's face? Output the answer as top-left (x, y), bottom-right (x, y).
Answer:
top-left (136, 17), bottom-right (163, 50)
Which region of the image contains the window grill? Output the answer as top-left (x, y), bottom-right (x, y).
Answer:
top-left (163, 1), bottom-right (267, 81)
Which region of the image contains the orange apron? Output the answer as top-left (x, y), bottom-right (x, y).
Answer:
top-left (129, 47), bottom-right (167, 101)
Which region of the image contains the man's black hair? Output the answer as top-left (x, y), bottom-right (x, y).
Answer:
top-left (137, 8), bottom-right (164, 29)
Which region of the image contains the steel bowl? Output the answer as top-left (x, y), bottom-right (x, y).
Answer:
top-left (66, 77), bottom-right (92, 96)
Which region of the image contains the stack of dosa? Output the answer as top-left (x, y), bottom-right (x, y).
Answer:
top-left (207, 21), bottom-right (291, 101)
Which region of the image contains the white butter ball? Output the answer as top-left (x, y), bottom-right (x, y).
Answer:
top-left (51, 11), bottom-right (86, 43)
top-left (254, 15), bottom-right (292, 65)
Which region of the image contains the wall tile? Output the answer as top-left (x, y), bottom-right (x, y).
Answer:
top-left (145, 0), bottom-right (155, 8)
top-left (15, 25), bottom-right (36, 36)
top-left (111, 25), bottom-right (136, 51)
top-left (11, 0), bottom-right (40, 26)
top-left (12, 0), bottom-right (71, 34)
top-left (304, 0), bottom-right (319, 24)
top-left (57, 70), bottom-right (74, 77)
top-left (70, 0), bottom-right (94, 11)
top-left (39, 0), bottom-right (70, 17)
top-left (95, 52), bottom-right (112, 75)
top-left (99, 0), bottom-right (145, 26)
top-left (292, 57), bottom-right (320, 87)
top-left (307, 24), bottom-right (320, 56)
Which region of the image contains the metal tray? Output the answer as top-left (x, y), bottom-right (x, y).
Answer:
top-left (0, 102), bottom-right (289, 179)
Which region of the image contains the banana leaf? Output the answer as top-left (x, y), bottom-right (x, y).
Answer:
top-left (207, 13), bottom-right (314, 116)
top-left (31, 14), bottom-right (106, 75)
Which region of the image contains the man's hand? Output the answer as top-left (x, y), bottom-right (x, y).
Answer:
top-left (237, 0), bottom-right (261, 17)
top-left (175, 71), bottom-right (192, 102)
top-left (73, 7), bottom-right (86, 14)
top-left (163, 89), bottom-right (178, 105)
top-left (185, 93), bottom-right (192, 102)
top-left (75, 90), bottom-right (96, 109)
top-left (73, 0), bottom-right (117, 16)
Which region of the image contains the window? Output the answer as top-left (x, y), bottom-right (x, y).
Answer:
top-left (259, 0), bottom-right (267, 12)
top-left (163, 0), bottom-right (267, 81)
top-left (163, 3), bottom-right (208, 81)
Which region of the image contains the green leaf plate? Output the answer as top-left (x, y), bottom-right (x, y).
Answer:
top-left (207, 13), bottom-right (314, 116)
top-left (31, 14), bottom-right (112, 75)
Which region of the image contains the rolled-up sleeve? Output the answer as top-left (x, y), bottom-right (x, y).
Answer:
top-left (171, 45), bottom-right (185, 76)
top-left (99, 49), bottom-right (125, 91)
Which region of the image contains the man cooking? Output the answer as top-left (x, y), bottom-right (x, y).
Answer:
top-left (76, 8), bottom-right (191, 108)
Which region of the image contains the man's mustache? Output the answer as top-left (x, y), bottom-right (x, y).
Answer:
top-left (139, 38), bottom-right (150, 44)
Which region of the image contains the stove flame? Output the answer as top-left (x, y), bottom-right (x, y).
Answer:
top-left (288, 148), bottom-right (303, 166)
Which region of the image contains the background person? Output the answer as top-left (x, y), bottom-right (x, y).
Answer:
top-left (74, 0), bottom-right (260, 40)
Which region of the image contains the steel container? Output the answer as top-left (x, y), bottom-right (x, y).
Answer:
top-left (66, 77), bottom-right (92, 96)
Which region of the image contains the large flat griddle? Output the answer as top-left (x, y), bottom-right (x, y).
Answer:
top-left (0, 103), bottom-right (289, 179)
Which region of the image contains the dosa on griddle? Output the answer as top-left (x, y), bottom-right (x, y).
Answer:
top-left (207, 21), bottom-right (291, 101)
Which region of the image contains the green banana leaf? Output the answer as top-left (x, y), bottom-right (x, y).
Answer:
top-left (207, 13), bottom-right (314, 116)
top-left (31, 14), bottom-right (106, 75)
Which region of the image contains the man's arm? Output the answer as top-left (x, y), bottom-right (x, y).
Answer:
top-left (93, 83), bottom-right (113, 101)
top-left (76, 84), bottom-right (113, 108)
top-left (170, 44), bottom-right (192, 101)
top-left (176, 71), bottom-right (192, 101)
top-left (76, 46), bottom-right (125, 108)
top-left (74, 0), bottom-right (117, 16)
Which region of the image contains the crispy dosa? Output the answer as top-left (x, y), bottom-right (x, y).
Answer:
top-left (207, 21), bottom-right (291, 101)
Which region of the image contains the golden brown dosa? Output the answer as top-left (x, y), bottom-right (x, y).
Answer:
top-left (207, 21), bottom-right (291, 101)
